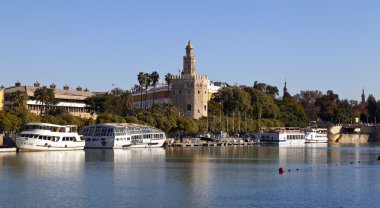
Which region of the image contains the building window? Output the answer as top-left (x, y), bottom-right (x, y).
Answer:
top-left (204, 105), bottom-right (207, 111)
top-left (198, 91), bottom-right (200, 94)
top-left (180, 90), bottom-right (181, 94)
top-left (187, 104), bottom-right (192, 111)
top-left (189, 90), bottom-right (191, 94)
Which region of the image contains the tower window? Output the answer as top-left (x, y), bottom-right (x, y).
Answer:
top-left (180, 90), bottom-right (181, 94)
top-left (198, 91), bottom-right (200, 94)
top-left (187, 104), bottom-right (192, 111)
top-left (204, 105), bottom-right (207, 111)
top-left (189, 90), bottom-right (191, 94)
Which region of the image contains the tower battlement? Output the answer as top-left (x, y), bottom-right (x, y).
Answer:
top-left (172, 74), bottom-right (208, 80)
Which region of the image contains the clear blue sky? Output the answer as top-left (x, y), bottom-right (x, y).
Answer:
top-left (1, 0), bottom-right (379, 100)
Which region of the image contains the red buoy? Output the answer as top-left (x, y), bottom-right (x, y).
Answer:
top-left (279, 167), bottom-right (285, 174)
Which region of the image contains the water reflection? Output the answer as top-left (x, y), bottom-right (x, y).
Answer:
top-left (1, 145), bottom-right (380, 207)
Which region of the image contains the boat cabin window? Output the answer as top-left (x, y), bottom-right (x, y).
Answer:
top-left (95, 127), bottom-right (102, 136)
top-left (69, 126), bottom-right (77, 133)
top-left (62, 137), bottom-right (74, 141)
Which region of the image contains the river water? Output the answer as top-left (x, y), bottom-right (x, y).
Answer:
top-left (1, 144), bottom-right (380, 208)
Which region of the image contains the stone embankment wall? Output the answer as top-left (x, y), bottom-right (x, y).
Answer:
top-left (328, 125), bottom-right (380, 143)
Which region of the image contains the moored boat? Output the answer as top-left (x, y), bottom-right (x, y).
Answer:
top-left (80, 123), bottom-right (132, 149)
top-left (80, 123), bottom-right (166, 149)
top-left (255, 127), bottom-right (305, 145)
top-left (305, 128), bottom-right (328, 143)
top-left (16, 123), bottom-right (85, 151)
top-left (125, 123), bottom-right (166, 148)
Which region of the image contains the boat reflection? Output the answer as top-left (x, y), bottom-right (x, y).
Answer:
top-left (3, 151), bottom-right (85, 179)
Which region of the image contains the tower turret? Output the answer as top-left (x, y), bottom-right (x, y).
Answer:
top-left (183, 41), bottom-right (196, 76)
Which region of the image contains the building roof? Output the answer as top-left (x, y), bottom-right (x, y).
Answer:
top-left (4, 85), bottom-right (94, 100)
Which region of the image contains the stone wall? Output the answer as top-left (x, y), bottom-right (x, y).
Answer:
top-left (329, 133), bottom-right (369, 143)
top-left (328, 125), bottom-right (380, 143)
top-left (171, 76), bottom-right (208, 119)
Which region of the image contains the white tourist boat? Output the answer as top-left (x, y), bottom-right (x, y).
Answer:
top-left (125, 123), bottom-right (166, 148)
top-left (16, 123), bottom-right (85, 151)
top-left (255, 127), bottom-right (305, 145)
top-left (80, 123), bottom-right (166, 149)
top-left (80, 124), bottom-right (132, 149)
top-left (304, 128), bottom-right (328, 143)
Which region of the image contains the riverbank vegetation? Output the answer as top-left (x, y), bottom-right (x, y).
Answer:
top-left (0, 80), bottom-right (377, 136)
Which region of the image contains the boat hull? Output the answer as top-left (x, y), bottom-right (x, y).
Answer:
top-left (84, 144), bottom-right (131, 149)
top-left (261, 139), bottom-right (306, 145)
top-left (305, 139), bottom-right (328, 143)
top-left (0, 148), bottom-right (17, 152)
top-left (131, 140), bottom-right (165, 148)
top-left (16, 138), bottom-right (84, 151)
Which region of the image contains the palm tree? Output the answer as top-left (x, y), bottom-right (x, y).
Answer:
top-left (34, 86), bottom-right (56, 115)
top-left (11, 91), bottom-right (28, 109)
top-left (137, 72), bottom-right (147, 108)
top-left (144, 73), bottom-right (151, 109)
top-left (150, 71), bottom-right (160, 105)
top-left (165, 73), bottom-right (173, 102)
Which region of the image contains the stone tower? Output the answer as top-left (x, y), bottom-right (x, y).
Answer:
top-left (170, 41), bottom-right (209, 119)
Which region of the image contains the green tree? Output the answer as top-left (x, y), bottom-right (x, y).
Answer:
top-left (366, 94), bottom-right (377, 123)
top-left (84, 89), bottom-right (132, 117)
top-left (0, 111), bottom-right (21, 133)
top-left (315, 90), bottom-right (339, 122)
top-left (96, 113), bottom-right (126, 123)
top-left (253, 81), bottom-right (279, 98)
top-left (137, 72), bottom-right (147, 108)
top-left (253, 81), bottom-right (267, 92)
top-left (145, 73), bottom-right (152, 108)
top-left (176, 117), bottom-right (198, 133)
top-left (10, 90), bottom-right (28, 109)
top-left (244, 87), bottom-right (279, 119)
top-left (165, 73), bottom-right (173, 100)
top-left (136, 110), bottom-right (157, 127)
top-left (294, 90), bottom-right (323, 123)
top-left (150, 71), bottom-right (160, 105)
top-left (125, 116), bottom-right (140, 124)
top-left (335, 99), bottom-right (355, 124)
top-left (266, 85), bottom-right (279, 98)
top-left (34, 86), bottom-right (57, 115)
top-left (8, 108), bottom-right (40, 130)
top-left (277, 97), bottom-right (308, 127)
top-left (212, 86), bottom-right (252, 115)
